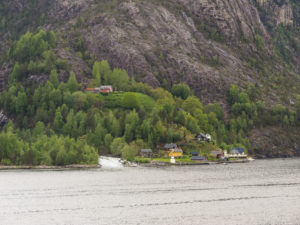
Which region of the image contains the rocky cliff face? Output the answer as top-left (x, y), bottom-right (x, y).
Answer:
top-left (2, 0), bottom-right (293, 102)
top-left (179, 0), bottom-right (269, 41)
top-left (256, 0), bottom-right (294, 26)
top-left (1, 0), bottom-right (300, 102)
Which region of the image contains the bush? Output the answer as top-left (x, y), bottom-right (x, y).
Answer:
top-left (110, 137), bottom-right (127, 156)
top-left (171, 83), bottom-right (191, 100)
top-left (122, 92), bottom-right (140, 110)
top-left (134, 157), bottom-right (151, 163)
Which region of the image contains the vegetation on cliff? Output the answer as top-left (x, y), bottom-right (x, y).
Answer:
top-left (1, 30), bottom-right (300, 165)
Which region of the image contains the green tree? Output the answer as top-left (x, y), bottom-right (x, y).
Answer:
top-left (228, 85), bottom-right (240, 105)
top-left (72, 91), bottom-right (87, 111)
top-left (32, 121), bottom-right (46, 138)
top-left (56, 148), bottom-right (67, 166)
top-left (121, 142), bottom-right (139, 161)
top-left (49, 69), bottom-right (59, 88)
top-left (122, 93), bottom-right (140, 110)
top-left (124, 110), bottom-right (139, 142)
top-left (0, 125), bottom-right (26, 165)
top-left (111, 117), bottom-right (121, 137)
top-left (109, 68), bottom-right (129, 90)
top-left (9, 62), bottom-right (26, 82)
top-left (104, 134), bottom-right (113, 153)
top-left (67, 72), bottom-right (79, 93)
top-left (92, 61), bottom-right (101, 86)
top-left (54, 109), bottom-right (64, 133)
top-left (99, 60), bottom-right (112, 84)
top-left (171, 83), bottom-right (191, 100)
top-left (182, 96), bottom-right (203, 115)
top-left (43, 50), bottom-right (56, 73)
top-left (110, 137), bottom-right (127, 156)
top-left (15, 92), bottom-right (27, 114)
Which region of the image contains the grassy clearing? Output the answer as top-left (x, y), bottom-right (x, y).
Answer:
top-left (102, 92), bottom-right (155, 110)
top-left (134, 92), bottom-right (155, 112)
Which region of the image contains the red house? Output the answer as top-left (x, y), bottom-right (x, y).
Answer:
top-left (86, 88), bottom-right (96, 92)
top-left (99, 85), bottom-right (113, 93)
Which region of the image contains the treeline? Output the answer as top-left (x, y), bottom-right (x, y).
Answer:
top-left (228, 84), bottom-right (297, 129)
top-left (0, 122), bottom-right (98, 166)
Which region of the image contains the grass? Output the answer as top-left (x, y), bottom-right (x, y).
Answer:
top-left (102, 91), bottom-right (155, 111)
top-left (179, 140), bottom-right (219, 156)
top-left (103, 92), bottom-right (124, 108)
top-left (133, 92), bottom-right (155, 112)
top-left (133, 157), bottom-right (151, 163)
top-left (152, 157), bottom-right (207, 163)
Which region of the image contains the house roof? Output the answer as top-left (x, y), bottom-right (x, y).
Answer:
top-left (231, 148), bottom-right (245, 154)
top-left (164, 143), bottom-right (177, 149)
top-left (210, 150), bottom-right (222, 155)
top-left (141, 149), bottom-right (152, 153)
top-left (190, 151), bottom-right (198, 156)
top-left (195, 133), bottom-right (206, 138)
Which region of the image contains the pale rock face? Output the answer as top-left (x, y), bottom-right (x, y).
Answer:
top-left (48, 0), bottom-right (91, 20)
top-left (178, 0), bottom-right (269, 41)
top-left (256, 0), bottom-right (269, 6)
top-left (277, 4), bottom-right (293, 26)
top-left (256, 0), bottom-right (294, 26)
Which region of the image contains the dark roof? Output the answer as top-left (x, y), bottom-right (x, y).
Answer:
top-left (231, 148), bottom-right (245, 154)
top-left (195, 133), bottom-right (206, 138)
top-left (191, 156), bottom-right (207, 161)
top-left (141, 149), bottom-right (152, 153)
top-left (164, 143), bottom-right (177, 149)
top-left (190, 151), bottom-right (198, 156)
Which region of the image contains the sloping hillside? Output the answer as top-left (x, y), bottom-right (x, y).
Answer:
top-left (1, 0), bottom-right (300, 158)
top-left (1, 0), bottom-right (300, 104)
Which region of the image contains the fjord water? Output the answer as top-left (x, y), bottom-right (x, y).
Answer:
top-left (1, 159), bottom-right (300, 225)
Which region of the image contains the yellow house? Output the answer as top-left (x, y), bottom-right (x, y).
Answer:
top-left (169, 148), bottom-right (183, 158)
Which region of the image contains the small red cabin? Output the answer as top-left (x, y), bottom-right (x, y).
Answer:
top-left (86, 88), bottom-right (96, 92)
top-left (85, 86), bottom-right (113, 93)
top-left (99, 85), bottom-right (113, 93)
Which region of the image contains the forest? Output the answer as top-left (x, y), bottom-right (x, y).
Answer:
top-left (0, 30), bottom-right (299, 166)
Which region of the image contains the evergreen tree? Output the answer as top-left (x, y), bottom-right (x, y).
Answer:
top-left (49, 69), bottom-right (59, 88)
top-left (54, 109), bottom-right (64, 133)
top-left (67, 72), bottom-right (79, 93)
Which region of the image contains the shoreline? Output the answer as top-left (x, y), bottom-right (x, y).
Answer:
top-left (2, 157), bottom-right (298, 170)
top-left (0, 164), bottom-right (101, 170)
top-left (135, 159), bottom-right (250, 167)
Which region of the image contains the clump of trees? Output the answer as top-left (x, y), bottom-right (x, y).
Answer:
top-left (171, 83), bottom-right (191, 100)
top-left (8, 30), bottom-right (68, 83)
top-left (0, 122), bottom-right (98, 166)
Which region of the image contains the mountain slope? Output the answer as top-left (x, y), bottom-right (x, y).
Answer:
top-left (1, 0), bottom-right (300, 104)
top-left (1, 0), bottom-right (300, 157)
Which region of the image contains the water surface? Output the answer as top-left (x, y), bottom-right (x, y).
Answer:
top-left (1, 158), bottom-right (300, 225)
